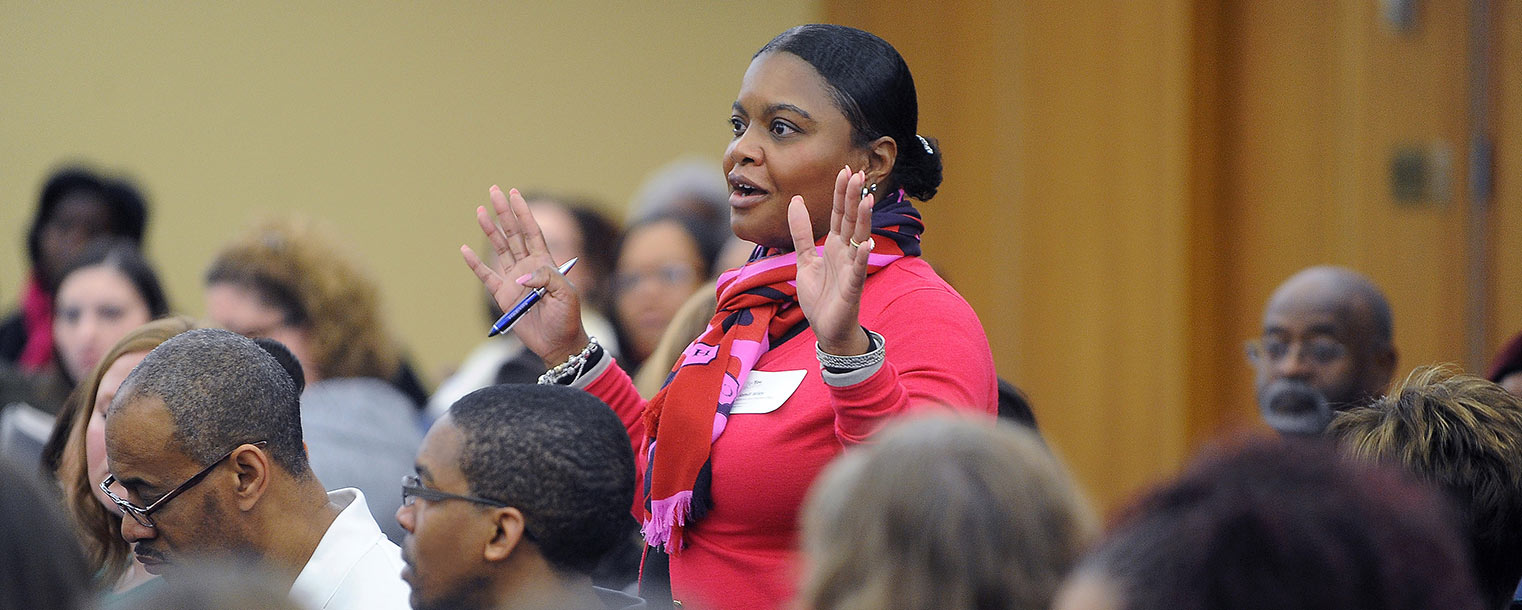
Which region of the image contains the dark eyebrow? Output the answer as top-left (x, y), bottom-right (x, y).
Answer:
top-left (767, 103), bottom-right (811, 120)
top-left (731, 101), bottom-right (812, 121)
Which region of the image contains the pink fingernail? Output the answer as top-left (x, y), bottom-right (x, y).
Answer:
top-left (515, 273), bottom-right (532, 285)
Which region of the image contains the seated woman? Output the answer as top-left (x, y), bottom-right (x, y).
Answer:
top-left (801, 415), bottom-right (1096, 610)
top-left (461, 24), bottom-right (997, 609)
top-left (35, 241), bottom-right (170, 473)
top-left (611, 213), bottom-right (719, 375)
top-left (52, 315), bottom-right (198, 602)
top-left (203, 217), bottom-right (421, 543)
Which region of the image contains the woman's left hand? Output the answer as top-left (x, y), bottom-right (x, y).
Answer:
top-left (789, 167), bottom-right (875, 356)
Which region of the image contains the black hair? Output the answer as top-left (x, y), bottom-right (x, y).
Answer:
top-left (447, 385), bottom-right (635, 576)
top-left (0, 457), bottom-right (92, 610)
top-left (26, 166), bottom-right (150, 279)
top-left (1079, 438), bottom-right (1483, 610)
top-left (618, 213), bottom-right (722, 281)
top-left (50, 239), bottom-right (171, 318)
top-left (111, 328), bottom-right (309, 477)
top-left (253, 337), bottom-right (306, 394)
top-left (757, 24), bottom-right (942, 201)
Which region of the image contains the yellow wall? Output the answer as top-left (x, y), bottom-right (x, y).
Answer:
top-left (0, 1), bottom-right (819, 381)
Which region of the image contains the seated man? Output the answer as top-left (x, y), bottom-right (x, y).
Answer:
top-left (1329, 366), bottom-right (1522, 610)
top-left (398, 384), bottom-right (642, 610)
top-left (102, 328), bottom-right (409, 609)
top-left (1248, 266), bottom-right (1397, 434)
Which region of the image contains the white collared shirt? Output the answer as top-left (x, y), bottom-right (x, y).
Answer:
top-left (289, 488), bottom-right (411, 610)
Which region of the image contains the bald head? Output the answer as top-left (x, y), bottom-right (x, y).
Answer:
top-left (1252, 267), bottom-right (1398, 421)
top-left (1265, 266), bottom-right (1392, 346)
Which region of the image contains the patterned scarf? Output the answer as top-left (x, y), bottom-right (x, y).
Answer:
top-left (640, 189), bottom-right (924, 553)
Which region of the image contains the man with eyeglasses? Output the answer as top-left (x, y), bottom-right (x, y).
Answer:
top-left (1247, 266), bottom-right (1397, 435)
top-left (102, 328), bottom-right (409, 609)
top-left (397, 384), bottom-right (644, 610)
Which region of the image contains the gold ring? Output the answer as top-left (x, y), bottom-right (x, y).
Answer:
top-left (849, 237), bottom-right (874, 250)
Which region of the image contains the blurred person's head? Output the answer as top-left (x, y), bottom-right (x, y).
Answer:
top-left (1054, 437), bottom-right (1483, 610)
top-left (802, 415), bottom-right (1095, 610)
top-left (50, 240), bottom-right (169, 386)
top-left (628, 158), bottom-right (731, 257)
top-left (519, 194), bottom-right (621, 313)
top-left (252, 337), bottom-right (306, 395)
top-left (397, 384), bottom-right (634, 610)
top-left (26, 165), bottom-right (149, 288)
top-left (1486, 331), bottom-right (1522, 396)
top-left (0, 457), bottom-right (92, 610)
top-left (112, 558), bottom-right (305, 610)
top-left (103, 329), bottom-right (319, 582)
top-left (204, 217), bottom-right (400, 384)
top-left (52, 316), bottom-right (198, 586)
top-left (1329, 365), bottom-right (1522, 610)
top-left (1248, 266), bottom-right (1397, 434)
top-left (612, 214), bottom-right (717, 368)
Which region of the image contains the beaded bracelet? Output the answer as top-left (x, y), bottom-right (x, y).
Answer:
top-left (537, 336), bottom-right (601, 385)
top-left (816, 329), bottom-right (885, 372)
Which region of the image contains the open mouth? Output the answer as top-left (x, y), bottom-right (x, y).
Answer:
top-left (728, 174), bottom-right (769, 204)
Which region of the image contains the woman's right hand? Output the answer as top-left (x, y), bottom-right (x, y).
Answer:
top-left (461, 186), bottom-right (590, 366)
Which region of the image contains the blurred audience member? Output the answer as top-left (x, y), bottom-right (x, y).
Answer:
top-left (204, 217), bottom-right (421, 542)
top-left (0, 457), bottom-right (92, 610)
top-left (1246, 266), bottom-right (1396, 435)
top-left (47, 316), bottom-right (198, 602)
top-left (2, 166), bottom-right (149, 374)
top-left (1054, 438), bottom-right (1483, 610)
top-left (427, 195), bottom-right (621, 420)
top-left (52, 240), bottom-right (170, 396)
top-left (1329, 365), bottom-right (1522, 610)
top-left (801, 415), bottom-right (1093, 610)
top-left (627, 158), bottom-right (731, 261)
top-left (103, 328), bottom-right (409, 609)
top-left (112, 560), bottom-right (306, 610)
top-left (398, 384), bottom-right (642, 610)
top-left (611, 214), bottom-right (719, 373)
top-left (5, 241), bottom-right (169, 469)
top-left (1487, 331), bottom-right (1522, 396)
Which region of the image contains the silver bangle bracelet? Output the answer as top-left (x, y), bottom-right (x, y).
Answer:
top-left (537, 336), bottom-right (600, 385)
top-left (816, 330), bottom-right (885, 371)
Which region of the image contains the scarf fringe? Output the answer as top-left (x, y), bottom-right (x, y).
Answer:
top-left (642, 491), bottom-right (693, 553)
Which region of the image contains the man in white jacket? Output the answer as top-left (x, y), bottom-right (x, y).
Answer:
top-left (102, 328), bottom-right (410, 609)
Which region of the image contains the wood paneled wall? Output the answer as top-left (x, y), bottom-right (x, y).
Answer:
top-left (827, 0), bottom-right (1518, 512)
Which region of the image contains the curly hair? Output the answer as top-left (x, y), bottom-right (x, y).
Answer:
top-left (52, 315), bottom-right (198, 586)
top-left (204, 217), bottom-right (399, 381)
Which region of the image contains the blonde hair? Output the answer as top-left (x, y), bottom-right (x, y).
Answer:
top-left (1328, 364), bottom-right (1522, 610)
top-left (205, 217), bottom-right (399, 381)
top-left (801, 415), bottom-right (1098, 610)
top-left (55, 315), bottom-right (199, 585)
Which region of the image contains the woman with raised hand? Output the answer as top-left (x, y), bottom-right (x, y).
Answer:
top-left (461, 24), bottom-right (996, 610)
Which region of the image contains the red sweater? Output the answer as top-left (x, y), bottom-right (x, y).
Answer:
top-left (584, 257), bottom-right (997, 610)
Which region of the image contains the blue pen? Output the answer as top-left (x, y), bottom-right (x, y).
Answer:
top-left (488, 257), bottom-right (578, 337)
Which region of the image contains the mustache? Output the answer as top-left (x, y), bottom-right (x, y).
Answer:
top-left (132, 544), bottom-right (167, 563)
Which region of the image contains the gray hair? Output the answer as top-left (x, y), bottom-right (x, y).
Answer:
top-left (112, 328), bottom-right (308, 475)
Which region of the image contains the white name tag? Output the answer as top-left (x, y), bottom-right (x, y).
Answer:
top-left (729, 369), bottom-right (808, 415)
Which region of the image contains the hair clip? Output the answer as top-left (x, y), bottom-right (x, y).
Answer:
top-left (916, 135), bottom-right (934, 155)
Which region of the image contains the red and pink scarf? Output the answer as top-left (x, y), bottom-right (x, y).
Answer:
top-left (640, 189), bottom-right (924, 553)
